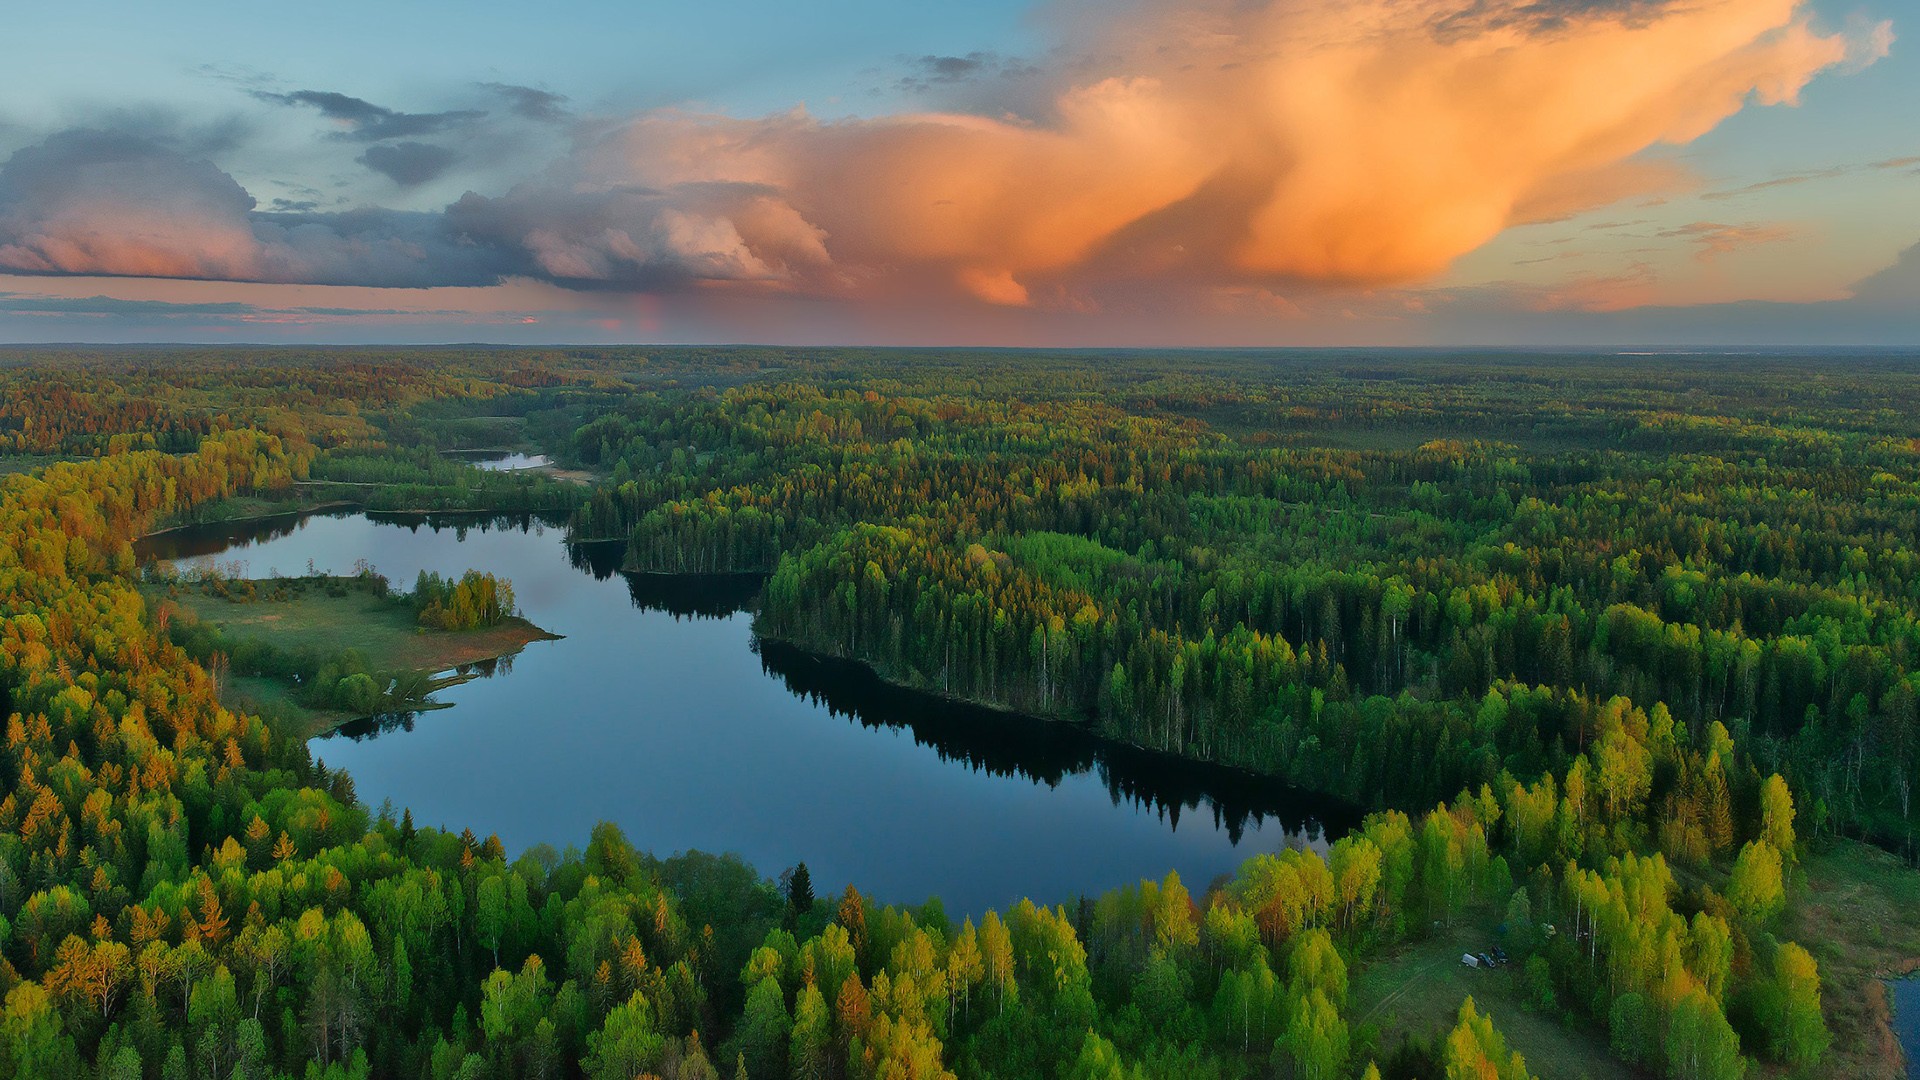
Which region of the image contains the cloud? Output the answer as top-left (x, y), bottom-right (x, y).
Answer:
top-left (1658, 221), bottom-right (1797, 261)
top-left (0, 0), bottom-right (1888, 310)
top-left (358, 141), bottom-right (460, 186)
top-left (255, 89), bottom-right (483, 141)
top-left (0, 292), bottom-right (259, 317)
top-left (443, 177), bottom-right (833, 289)
top-left (481, 83), bottom-right (569, 122)
top-left (894, 52), bottom-right (1043, 96)
top-left (0, 130), bottom-right (504, 286)
top-left (0, 130), bottom-right (264, 280)
top-left (1701, 155), bottom-right (1919, 200)
top-left (1849, 240), bottom-right (1920, 306)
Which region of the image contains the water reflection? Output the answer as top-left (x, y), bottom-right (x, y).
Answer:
top-left (445, 450), bottom-right (553, 472)
top-left (627, 572), bottom-right (766, 620)
top-left (142, 509), bottom-right (1360, 912)
top-left (1894, 977), bottom-right (1919, 1080)
top-left (756, 641), bottom-right (1345, 845)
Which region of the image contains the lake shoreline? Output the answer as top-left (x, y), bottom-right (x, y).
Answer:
top-left (149, 506), bottom-right (1364, 914)
top-left (750, 631), bottom-right (1365, 831)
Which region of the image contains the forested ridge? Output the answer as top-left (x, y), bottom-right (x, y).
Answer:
top-left (0, 347), bottom-right (1911, 1079)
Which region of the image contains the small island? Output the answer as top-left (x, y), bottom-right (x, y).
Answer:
top-left (144, 563), bottom-right (558, 735)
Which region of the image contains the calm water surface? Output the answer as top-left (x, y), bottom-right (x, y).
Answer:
top-left (142, 511), bottom-right (1356, 913)
top-left (1895, 977), bottom-right (1919, 1080)
top-left (450, 451), bottom-right (552, 472)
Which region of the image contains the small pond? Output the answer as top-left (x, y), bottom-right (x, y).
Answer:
top-left (443, 450), bottom-right (552, 472)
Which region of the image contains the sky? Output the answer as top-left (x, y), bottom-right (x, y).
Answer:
top-left (0, 0), bottom-right (1913, 347)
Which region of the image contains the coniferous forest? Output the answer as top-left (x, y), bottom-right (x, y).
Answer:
top-left (1, 346), bottom-right (1917, 1080)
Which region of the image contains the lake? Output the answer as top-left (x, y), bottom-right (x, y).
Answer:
top-left (140, 510), bottom-right (1358, 914)
top-left (1895, 976), bottom-right (1919, 1080)
top-left (446, 450), bottom-right (553, 472)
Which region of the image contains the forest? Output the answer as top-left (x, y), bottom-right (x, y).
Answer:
top-left (0, 345), bottom-right (1915, 1079)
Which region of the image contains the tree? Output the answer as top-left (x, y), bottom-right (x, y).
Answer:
top-left (1443, 998), bottom-right (1532, 1080)
top-left (1608, 993), bottom-right (1654, 1067)
top-left (476, 876), bottom-right (509, 969)
top-left (785, 863), bottom-right (815, 931)
top-left (1758, 775), bottom-right (1797, 860)
top-left (1726, 841), bottom-right (1785, 923)
top-left (789, 983), bottom-right (830, 1080)
top-left (1665, 988), bottom-right (1745, 1080)
top-left (1278, 988), bottom-right (1347, 1080)
top-left (1755, 942), bottom-right (1828, 1068)
top-left (584, 992), bottom-right (664, 1080)
top-left (737, 975), bottom-right (791, 1079)
top-left (1065, 1030), bottom-right (1132, 1080)
top-left (1330, 838), bottom-right (1383, 932)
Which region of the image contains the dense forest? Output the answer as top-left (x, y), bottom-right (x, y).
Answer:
top-left (0, 346), bottom-right (1914, 1079)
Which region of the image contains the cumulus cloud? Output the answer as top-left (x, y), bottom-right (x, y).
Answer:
top-left (0, 130), bottom-right (264, 280)
top-left (0, 0), bottom-right (1889, 308)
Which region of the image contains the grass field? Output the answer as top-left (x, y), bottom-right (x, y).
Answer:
top-left (152, 576), bottom-right (556, 734)
top-left (1350, 909), bottom-right (1636, 1080)
top-left (1785, 840), bottom-right (1920, 1080)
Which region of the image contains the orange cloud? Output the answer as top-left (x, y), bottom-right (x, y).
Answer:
top-left (0, 0), bottom-right (1889, 311)
top-left (501, 0), bottom-right (1880, 305)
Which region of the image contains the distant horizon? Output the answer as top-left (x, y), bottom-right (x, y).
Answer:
top-left (3, 341), bottom-right (1918, 356)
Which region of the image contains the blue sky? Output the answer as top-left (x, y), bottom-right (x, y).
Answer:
top-left (0, 0), bottom-right (1913, 346)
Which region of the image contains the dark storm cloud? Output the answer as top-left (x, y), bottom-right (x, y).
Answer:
top-left (358, 141), bottom-right (459, 186)
top-left (254, 89), bottom-right (483, 141)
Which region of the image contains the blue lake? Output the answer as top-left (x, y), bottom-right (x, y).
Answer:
top-left (1895, 976), bottom-right (1919, 1080)
top-left (141, 510), bottom-right (1356, 914)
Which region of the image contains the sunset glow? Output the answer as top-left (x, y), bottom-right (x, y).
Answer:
top-left (1, 0), bottom-right (1911, 344)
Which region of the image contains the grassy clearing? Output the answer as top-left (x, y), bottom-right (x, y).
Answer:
top-left (150, 575), bottom-right (556, 735)
top-left (160, 579), bottom-right (550, 671)
top-left (1783, 840), bottom-right (1920, 1080)
top-left (1350, 909), bottom-right (1636, 1080)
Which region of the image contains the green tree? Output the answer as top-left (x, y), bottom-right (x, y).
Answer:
top-left (1278, 988), bottom-right (1347, 1080)
top-left (1755, 942), bottom-right (1828, 1069)
top-left (737, 975), bottom-right (791, 1079)
top-left (789, 983), bottom-right (830, 1080)
top-left (1726, 841), bottom-right (1785, 923)
top-left (1665, 988), bottom-right (1746, 1080)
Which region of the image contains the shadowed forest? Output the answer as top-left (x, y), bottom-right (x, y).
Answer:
top-left (1, 346), bottom-right (1917, 1079)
